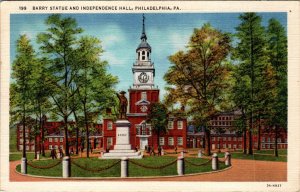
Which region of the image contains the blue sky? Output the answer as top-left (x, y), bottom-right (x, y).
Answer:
top-left (10, 13), bottom-right (287, 99)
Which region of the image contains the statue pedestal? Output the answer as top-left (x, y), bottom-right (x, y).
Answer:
top-left (102, 120), bottom-right (143, 159)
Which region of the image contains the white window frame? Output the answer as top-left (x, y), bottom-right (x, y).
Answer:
top-left (141, 92), bottom-right (147, 100)
top-left (168, 121), bottom-right (174, 129)
top-left (54, 138), bottom-right (58, 142)
top-left (228, 144), bottom-right (232, 149)
top-left (168, 137), bottom-right (174, 146)
top-left (49, 145), bottom-right (52, 149)
top-left (49, 138), bottom-right (53, 142)
top-left (60, 138), bottom-right (63, 142)
top-left (107, 121), bottom-right (113, 130)
top-left (262, 137), bottom-right (265, 142)
top-left (107, 137), bottom-right (113, 146)
top-left (222, 144), bottom-right (226, 149)
top-left (228, 137), bottom-right (231, 141)
top-left (159, 137), bottom-right (165, 146)
top-left (177, 137), bottom-right (183, 146)
top-left (223, 137), bottom-right (226, 141)
top-left (177, 120), bottom-right (183, 129)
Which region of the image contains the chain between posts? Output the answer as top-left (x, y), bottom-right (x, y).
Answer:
top-left (129, 159), bottom-right (177, 169)
top-left (27, 160), bottom-right (62, 169)
top-left (218, 156), bottom-right (229, 163)
top-left (185, 158), bottom-right (212, 166)
top-left (70, 159), bottom-right (121, 172)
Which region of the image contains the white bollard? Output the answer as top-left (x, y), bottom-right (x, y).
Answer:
top-left (225, 152), bottom-right (231, 166)
top-left (21, 157), bottom-right (27, 174)
top-left (212, 153), bottom-right (219, 170)
top-left (198, 150), bottom-right (202, 158)
top-left (177, 156), bottom-right (184, 175)
top-left (161, 149), bottom-right (164, 156)
top-left (121, 157), bottom-right (128, 178)
top-left (37, 152), bottom-right (40, 160)
top-left (62, 156), bottom-right (71, 178)
top-left (181, 151), bottom-right (184, 157)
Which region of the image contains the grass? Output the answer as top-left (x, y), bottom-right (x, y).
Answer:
top-left (230, 152), bottom-right (287, 162)
top-left (15, 156), bottom-right (229, 177)
top-left (10, 151), bottom-right (51, 161)
top-left (252, 149), bottom-right (287, 156)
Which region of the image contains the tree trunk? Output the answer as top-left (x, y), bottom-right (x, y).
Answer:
top-left (257, 116), bottom-right (261, 150)
top-left (84, 104), bottom-right (90, 158)
top-left (274, 125), bottom-right (279, 157)
top-left (73, 111), bottom-right (79, 155)
top-left (64, 115), bottom-right (70, 156)
top-left (22, 107), bottom-right (26, 158)
top-left (157, 129), bottom-right (160, 150)
top-left (248, 114), bottom-right (253, 155)
top-left (34, 135), bottom-right (37, 159)
top-left (41, 116), bottom-right (45, 156)
top-left (204, 128), bottom-right (211, 156)
top-left (243, 130), bottom-right (247, 154)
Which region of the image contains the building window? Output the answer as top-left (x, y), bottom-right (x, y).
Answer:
top-left (223, 144), bottom-right (226, 149)
top-left (262, 137), bottom-right (265, 142)
top-left (168, 121), bottom-right (174, 129)
top-left (19, 145), bottom-right (23, 150)
top-left (212, 137), bottom-right (215, 141)
top-left (49, 138), bottom-right (53, 142)
top-left (25, 133), bottom-right (28, 137)
top-left (31, 145), bottom-right (35, 151)
top-left (238, 144), bottom-right (242, 149)
top-left (107, 121), bottom-right (113, 130)
top-left (233, 144), bottom-right (237, 149)
top-left (228, 137), bottom-right (231, 141)
top-left (54, 138), bottom-right (58, 142)
top-left (267, 137), bottom-right (271, 142)
top-left (177, 137), bottom-right (183, 146)
top-left (262, 144), bottom-right (265, 149)
top-left (238, 137), bottom-right (242, 141)
top-left (233, 137), bottom-right (237, 141)
top-left (141, 92), bottom-right (147, 100)
top-left (168, 137), bottom-right (174, 146)
top-left (19, 139), bottom-right (23, 143)
top-left (159, 137), bottom-right (165, 146)
top-left (228, 144), bottom-right (232, 149)
top-left (60, 138), bottom-right (63, 142)
top-left (26, 146), bottom-right (29, 150)
top-left (107, 137), bottom-right (113, 147)
top-left (177, 121), bottom-right (183, 129)
top-left (49, 145), bottom-right (52, 149)
top-left (223, 137), bottom-right (226, 141)
top-left (277, 138), bottom-right (281, 143)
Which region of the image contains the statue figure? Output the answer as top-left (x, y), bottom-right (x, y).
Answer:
top-left (116, 91), bottom-right (128, 119)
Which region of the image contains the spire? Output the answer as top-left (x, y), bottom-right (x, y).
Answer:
top-left (140, 14), bottom-right (147, 41)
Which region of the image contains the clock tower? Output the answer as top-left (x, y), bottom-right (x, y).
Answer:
top-left (129, 15), bottom-right (159, 114)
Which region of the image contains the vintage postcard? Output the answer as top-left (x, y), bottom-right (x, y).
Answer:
top-left (0, 1), bottom-right (299, 192)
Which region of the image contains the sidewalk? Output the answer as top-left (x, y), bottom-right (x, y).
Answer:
top-left (10, 158), bottom-right (287, 182)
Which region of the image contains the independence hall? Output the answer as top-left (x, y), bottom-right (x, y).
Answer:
top-left (16, 16), bottom-right (287, 153)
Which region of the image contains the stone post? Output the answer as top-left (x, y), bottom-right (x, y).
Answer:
top-left (21, 157), bottom-right (27, 174)
top-left (198, 150), bottom-right (202, 158)
top-left (212, 153), bottom-right (219, 170)
top-left (121, 157), bottom-right (128, 178)
top-left (180, 151), bottom-right (184, 157)
top-left (225, 152), bottom-right (231, 166)
top-left (37, 152), bottom-right (40, 160)
top-left (177, 156), bottom-right (184, 175)
top-left (62, 156), bottom-right (71, 178)
top-left (161, 149), bottom-right (164, 156)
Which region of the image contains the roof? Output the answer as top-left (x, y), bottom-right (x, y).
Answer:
top-left (137, 41), bottom-right (151, 51)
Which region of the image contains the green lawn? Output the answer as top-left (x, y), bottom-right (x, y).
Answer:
top-left (16, 156), bottom-right (229, 177)
top-left (253, 149), bottom-right (287, 156)
top-left (230, 152), bottom-right (287, 162)
top-left (10, 152), bottom-right (51, 161)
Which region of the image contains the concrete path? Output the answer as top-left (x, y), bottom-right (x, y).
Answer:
top-left (10, 158), bottom-right (286, 182)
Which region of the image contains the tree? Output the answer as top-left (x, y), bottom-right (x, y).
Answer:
top-left (10, 35), bottom-right (37, 159)
top-left (234, 13), bottom-right (269, 155)
top-left (37, 14), bottom-right (83, 156)
top-left (146, 102), bottom-right (168, 149)
top-left (266, 18), bottom-right (287, 157)
top-left (74, 36), bottom-right (118, 157)
top-left (164, 23), bottom-right (231, 155)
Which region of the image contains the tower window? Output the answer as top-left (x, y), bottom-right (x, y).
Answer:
top-left (141, 92), bottom-right (147, 100)
top-left (142, 56), bottom-right (145, 60)
top-left (142, 51), bottom-right (145, 55)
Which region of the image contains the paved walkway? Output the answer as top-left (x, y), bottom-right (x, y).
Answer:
top-left (10, 158), bottom-right (287, 182)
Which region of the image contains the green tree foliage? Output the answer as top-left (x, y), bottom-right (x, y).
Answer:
top-left (164, 23), bottom-right (231, 155)
top-left (10, 35), bottom-right (37, 158)
top-left (146, 102), bottom-right (168, 149)
top-left (37, 14), bottom-right (84, 156)
top-left (234, 13), bottom-right (270, 155)
top-left (266, 18), bottom-right (287, 157)
top-left (74, 36), bottom-right (118, 157)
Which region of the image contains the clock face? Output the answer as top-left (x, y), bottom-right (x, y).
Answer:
top-left (140, 105), bottom-right (148, 112)
top-left (138, 72), bottom-right (149, 83)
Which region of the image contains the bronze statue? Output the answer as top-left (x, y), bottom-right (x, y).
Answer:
top-left (116, 91), bottom-right (128, 119)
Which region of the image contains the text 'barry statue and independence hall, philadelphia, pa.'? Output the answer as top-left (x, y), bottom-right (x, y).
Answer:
top-left (7, 12), bottom-right (288, 182)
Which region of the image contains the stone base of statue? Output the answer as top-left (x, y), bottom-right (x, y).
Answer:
top-left (102, 119), bottom-right (143, 159)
